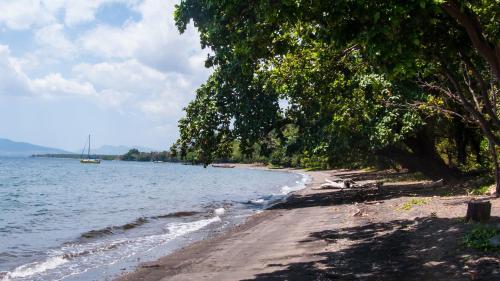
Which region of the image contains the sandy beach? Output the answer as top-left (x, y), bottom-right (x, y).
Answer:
top-left (116, 167), bottom-right (500, 281)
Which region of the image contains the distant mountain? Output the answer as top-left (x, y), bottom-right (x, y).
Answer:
top-left (91, 145), bottom-right (155, 155)
top-left (0, 138), bottom-right (70, 157)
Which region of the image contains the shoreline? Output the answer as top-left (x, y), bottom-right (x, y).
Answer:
top-left (114, 166), bottom-right (331, 280)
top-left (0, 161), bottom-right (304, 281)
top-left (116, 166), bottom-right (500, 281)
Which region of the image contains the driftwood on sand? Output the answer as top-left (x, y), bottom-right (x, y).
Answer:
top-left (320, 178), bottom-right (349, 189)
top-left (319, 178), bottom-right (383, 190)
top-left (318, 177), bottom-right (445, 194)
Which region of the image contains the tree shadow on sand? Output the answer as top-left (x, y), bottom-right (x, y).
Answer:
top-left (270, 184), bottom-right (467, 210)
top-left (242, 216), bottom-right (500, 281)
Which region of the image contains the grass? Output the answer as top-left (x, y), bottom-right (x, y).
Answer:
top-left (303, 166), bottom-right (324, 171)
top-left (467, 184), bottom-right (492, 195)
top-left (267, 164), bottom-right (285, 169)
top-left (463, 225), bottom-right (500, 252)
top-left (397, 198), bottom-right (428, 211)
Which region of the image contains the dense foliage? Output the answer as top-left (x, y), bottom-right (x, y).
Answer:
top-left (172, 1), bottom-right (499, 192)
top-left (121, 149), bottom-right (178, 162)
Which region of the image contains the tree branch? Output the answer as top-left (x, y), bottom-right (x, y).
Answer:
top-left (441, 0), bottom-right (500, 82)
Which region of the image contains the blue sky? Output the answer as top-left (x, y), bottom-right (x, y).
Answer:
top-left (0, 0), bottom-right (211, 151)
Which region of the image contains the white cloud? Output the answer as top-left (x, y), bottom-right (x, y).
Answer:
top-left (74, 60), bottom-right (166, 93)
top-left (35, 23), bottom-right (77, 59)
top-left (0, 0), bottom-right (56, 30)
top-left (0, 45), bottom-right (32, 96)
top-left (31, 73), bottom-right (96, 98)
top-left (64, 1), bottom-right (105, 26)
top-left (0, 44), bottom-right (95, 99)
top-left (79, 0), bottom-right (209, 74)
top-left (0, 0), bottom-right (141, 29)
top-left (73, 59), bottom-right (200, 117)
top-left (0, 0), bottom-right (213, 149)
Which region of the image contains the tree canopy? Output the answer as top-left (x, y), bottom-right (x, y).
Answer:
top-left (173, 0), bottom-right (499, 193)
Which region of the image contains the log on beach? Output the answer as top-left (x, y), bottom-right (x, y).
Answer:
top-left (320, 178), bottom-right (352, 189)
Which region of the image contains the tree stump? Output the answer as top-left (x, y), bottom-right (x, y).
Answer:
top-left (465, 200), bottom-right (491, 223)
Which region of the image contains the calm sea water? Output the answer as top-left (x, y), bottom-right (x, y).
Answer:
top-left (0, 157), bottom-right (306, 281)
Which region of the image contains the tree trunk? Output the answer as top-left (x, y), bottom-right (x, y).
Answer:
top-left (465, 200), bottom-right (491, 222)
top-left (380, 129), bottom-right (460, 181)
top-left (454, 118), bottom-right (467, 165)
top-left (442, 0), bottom-right (500, 82)
top-left (488, 140), bottom-right (500, 197)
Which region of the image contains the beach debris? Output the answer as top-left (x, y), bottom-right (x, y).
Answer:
top-left (320, 177), bottom-right (383, 190)
top-left (353, 208), bottom-right (365, 216)
top-left (321, 178), bottom-right (347, 189)
top-left (320, 178), bottom-right (356, 189)
top-left (214, 207), bottom-right (226, 216)
top-left (352, 204), bottom-right (365, 217)
top-left (141, 263), bottom-right (161, 268)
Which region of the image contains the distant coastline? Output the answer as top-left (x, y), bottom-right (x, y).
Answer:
top-left (31, 149), bottom-right (184, 163)
top-left (31, 153), bottom-right (120, 161)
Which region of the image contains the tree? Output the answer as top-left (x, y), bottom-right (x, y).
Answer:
top-left (174, 0), bottom-right (499, 193)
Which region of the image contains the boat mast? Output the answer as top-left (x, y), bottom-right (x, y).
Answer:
top-left (88, 134), bottom-right (91, 159)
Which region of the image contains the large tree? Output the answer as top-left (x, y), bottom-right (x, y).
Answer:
top-left (174, 0), bottom-right (499, 193)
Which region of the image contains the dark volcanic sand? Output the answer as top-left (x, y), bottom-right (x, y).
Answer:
top-left (116, 168), bottom-right (500, 281)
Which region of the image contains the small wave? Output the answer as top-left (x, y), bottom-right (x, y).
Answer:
top-left (153, 211), bottom-right (200, 219)
top-left (1, 256), bottom-right (67, 281)
top-left (79, 211), bottom-right (202, 239)
top-left (248, 199), bottom-right (266, 205)
top-left (279, 173), bottom-right (310, 195)
top-left (79, 217), bottom-right (149, 239)
top-left (166, 216), bottom-right (221, 236)
top-left (2, 216), bottom-right (222, 281)
top-left (61, 240), bottom-right (127, 259)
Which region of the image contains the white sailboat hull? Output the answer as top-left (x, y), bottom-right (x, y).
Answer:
top-left (80, 159), bottom-right (101, 164)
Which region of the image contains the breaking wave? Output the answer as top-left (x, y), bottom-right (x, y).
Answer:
top-left (1, 216), bottom-right (221, 281)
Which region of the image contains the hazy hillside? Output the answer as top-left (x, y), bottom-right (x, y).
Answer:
top-left (0, 138), bottom-right (70, 156)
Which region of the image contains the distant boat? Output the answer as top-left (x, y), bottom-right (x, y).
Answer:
top-left (211, 164), bottom-right (235, 168)
top-left (80, 134), bottom-right (101, 164)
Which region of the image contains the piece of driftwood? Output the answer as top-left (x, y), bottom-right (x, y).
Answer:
top-left (422, 179), bottom-right (444, 188)
top-left (465, 200), bottom-right (491, 223)
top-left (352, 180), bottom-right (384, 189)
top-left (378, 179), bottom-right (444, 193)
top-left (353, 208), bottom-right (365, 216)
top-left (320, 178), bottom-right (356, 189)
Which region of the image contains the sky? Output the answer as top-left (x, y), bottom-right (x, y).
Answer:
top-left (0, 0), bottom-right (212, 151)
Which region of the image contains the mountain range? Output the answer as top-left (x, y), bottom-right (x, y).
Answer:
top-left (0, 138), bottom-right (155, 157)
top-left (0, 138), bottom-right (70, 156)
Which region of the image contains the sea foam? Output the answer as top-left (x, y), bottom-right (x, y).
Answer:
top-left (1, 256), bottom-right (67, 281)
top-left (1, 216), bottom-right (222, 281)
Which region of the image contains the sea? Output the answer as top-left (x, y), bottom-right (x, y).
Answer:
top-left (0, 157), bottom-right (307, 281)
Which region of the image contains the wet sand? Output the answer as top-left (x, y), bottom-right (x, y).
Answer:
top-left (116, 167), bottom-right (500, 281)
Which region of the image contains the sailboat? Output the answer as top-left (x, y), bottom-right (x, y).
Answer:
top-left (80, 134), bottom-right (101, 164)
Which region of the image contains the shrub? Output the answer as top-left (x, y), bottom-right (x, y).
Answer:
top-left (463, 225), bottom-right (500, 252)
